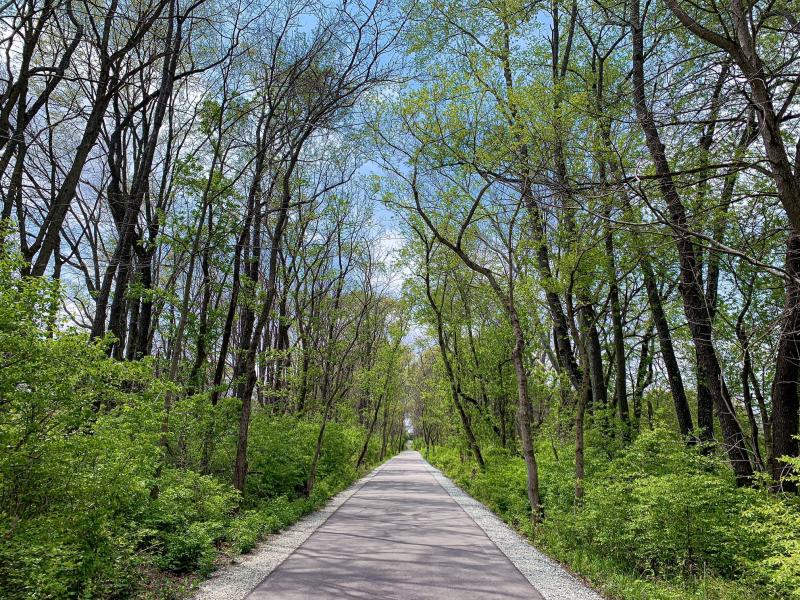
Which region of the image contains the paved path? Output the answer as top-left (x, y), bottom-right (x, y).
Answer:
top-left (246, 451), bottom-right (543, 599)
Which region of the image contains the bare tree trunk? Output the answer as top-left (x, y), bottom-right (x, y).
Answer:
top-left (771, 233), bottom-right (800, 490)
top-left (631, 0), bottom-right (752, 483)
top-left (416, 232), bottom-right (486, 468)
top-left (641, 258), bottom-right (694, 436)
top-left (508, 305), bottom-right (543, 522)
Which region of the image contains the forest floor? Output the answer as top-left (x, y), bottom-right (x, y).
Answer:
top-left (194, 451), bottom-right (603, 599)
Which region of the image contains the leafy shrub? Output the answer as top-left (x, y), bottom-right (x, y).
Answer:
top-left (565, 429), bottom-right (764, 578)
top-left (0, 513), bottom-right (140, 599)
top-left (226, 510), bottom-right (273, 554)
top-left (143, 469), bottom-right (238, 574)
top-left (245, 413), bottom-right (367, 500)
top-left (744, 494), bottom-right (800, 597)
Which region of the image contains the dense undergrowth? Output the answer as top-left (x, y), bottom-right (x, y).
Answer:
top-left (0, 257), bottom-right (392, 599)
top-left (424, 429), bottom-right (800, 600)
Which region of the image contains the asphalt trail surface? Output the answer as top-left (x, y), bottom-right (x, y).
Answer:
top-left (247, 451), bottom-right (544, 599)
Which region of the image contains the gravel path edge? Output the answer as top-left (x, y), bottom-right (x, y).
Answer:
top-left (192, 461), bottom-right (389, 600)
top-left (420, 456), bottom-right (607, 600)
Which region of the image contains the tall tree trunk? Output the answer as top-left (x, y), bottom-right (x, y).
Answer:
top-left (696, 356), bottom-right (715, 443)
top-left (606, 234), bottom-right (629, 425)
top-left (631, 0), bottom-right (752, 483)
top-left (509, 311), bottom-right (543, 522)
top-left (771, 233), bottom-right (800, 490)
top-left (640, 257), bottom-right (694, 436)
top-left (418, 241), bottom-right (485, 469)
top-left (581, 303), bottom-right (607, 409)
top-left (90, 5), bottom-right (181, 340)
top-left (574, 350), bottom-right (590, 504)
top-left (633, 325), bottom-right (654, 430)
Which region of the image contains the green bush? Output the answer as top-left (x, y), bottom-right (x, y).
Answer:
top-left (227, 510), bottom-right (273, 554)
top-left (245, 413), bottom-right (368, 500)
top-left (1, 257), bottom-right (154, 597)
top-left (143, 469), bottom-right (238, 574)
top-left (744, 494), bottom-right (800, 598)
top-left (1, 380), bottom-right (379, 598)
top-left (0, 253), bottom-right (395, 598)
top-left (565, 429), bottom-right (764, 578)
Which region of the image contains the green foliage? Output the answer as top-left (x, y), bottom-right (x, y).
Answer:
top-left (143, 469), bottom-right (238, 575)
top-left (743, 486), bottom-right (800, 597)
top-left (561, 429), bottom-right (762, 578)
top-left (225, 496), bottom-right (301, 555)
top-left (246, 413), bottom-right (368, 499)
top-left (0, 255), bottom-right (160, 598)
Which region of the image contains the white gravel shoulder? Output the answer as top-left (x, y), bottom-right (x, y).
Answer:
top-left (420, 457), bottom-right (607, 600)
top-left (192, 461), bottom-right (388, 600)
